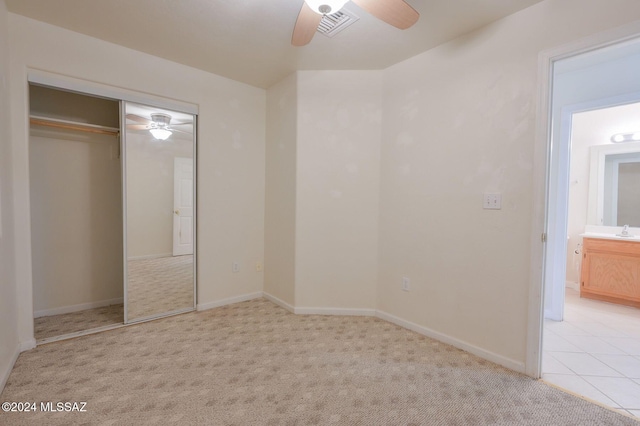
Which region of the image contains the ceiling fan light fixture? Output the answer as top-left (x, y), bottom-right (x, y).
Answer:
top-left (150, 128), bottom-right (172, 140)
top-left (304, 0), bottom-right (349, 15)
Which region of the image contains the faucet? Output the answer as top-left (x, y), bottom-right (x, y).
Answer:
top-left (618, 224), bottom-right (632, 237)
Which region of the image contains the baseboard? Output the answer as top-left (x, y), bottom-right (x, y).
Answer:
top-left (376, 310), bottom-right (526, 374)
top-left (196, 292), bottom-right (263, 311)
top-left (34, 298), bottom-right (124, 318)
top-left (127, 253), bottom-right (173, 261)
top-left (0, 344), bottom-right (20, 394)
top-left (20, 338), bottom-right (36, 352)
top-left (178, 289), bottom-right (532, 375)
top-left (262, 292), bottom-right (295, 313)
top-left (294, 306), bottom-right (377, 316)
top-left (566, 281), bottom-right (580, 291)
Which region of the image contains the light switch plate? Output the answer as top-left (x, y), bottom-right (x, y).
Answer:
top-left (483, 193), bottom-right (502, 210)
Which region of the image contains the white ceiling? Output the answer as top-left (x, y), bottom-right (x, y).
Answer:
top-left (5, 0), bottom-right (546, 89)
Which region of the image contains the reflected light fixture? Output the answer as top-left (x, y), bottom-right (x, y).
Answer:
top-left (149, 128), bottom-right (172, 140)
top-left (610, 132), bottom-right (640, 143)
top-left (149, 113), bottom-right (173, 140)
top-left (304, 0), bottom-right (349, 14)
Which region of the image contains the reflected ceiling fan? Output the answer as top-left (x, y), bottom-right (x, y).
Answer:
top-left (292, 0), bottom-right (419, 46)
top-left (126, 113), bottom-right (192, 140)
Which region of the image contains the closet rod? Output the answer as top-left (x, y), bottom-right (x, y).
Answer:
top-left (30, 115), bottom-right (120, 137)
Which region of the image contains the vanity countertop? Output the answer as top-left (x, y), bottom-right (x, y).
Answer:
top-left (580, 232), bottom-right (640, 242)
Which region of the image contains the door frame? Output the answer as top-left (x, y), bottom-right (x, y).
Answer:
top-left (526, 21), bottom-right (640, 378)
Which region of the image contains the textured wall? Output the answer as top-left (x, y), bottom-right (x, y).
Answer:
top-left (295, 71), bottom-right (381, 310)
top-left (378, 0), bottom-right (640, 368)
top-left (265, 73), bottom-right (297, 306)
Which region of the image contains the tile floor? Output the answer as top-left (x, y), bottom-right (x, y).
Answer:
top-left (543, 288), bottom-right (640, 418)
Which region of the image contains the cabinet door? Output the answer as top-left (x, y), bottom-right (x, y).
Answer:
top-left (583, 251), bottom-right (640, 301)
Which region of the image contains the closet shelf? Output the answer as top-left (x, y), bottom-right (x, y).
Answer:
top-left (30, 115), bottom-right (120, 136)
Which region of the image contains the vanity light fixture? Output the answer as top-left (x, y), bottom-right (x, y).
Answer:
top-left (611, 132), bottom-right (640, 143)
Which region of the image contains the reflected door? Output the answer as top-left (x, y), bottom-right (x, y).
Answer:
top-left (123, 102), bottom-right (196, 323)
top-left (173, 157), bottom-right (194, 256)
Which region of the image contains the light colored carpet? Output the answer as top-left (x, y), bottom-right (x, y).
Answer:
top-left (126, 254), bottom-right (194, 321)
top-left (34, 304), bottom-right (124, 341)
top-left (34, 255), bottom-right (194, 341)
top-left (3, 298), bottom-right (637, 425)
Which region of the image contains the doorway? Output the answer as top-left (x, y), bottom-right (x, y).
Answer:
top-left (540, 37), bottom-right (640, 417)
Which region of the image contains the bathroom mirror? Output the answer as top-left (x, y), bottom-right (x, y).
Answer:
top-left (123, 102), bottom-right (196, 323)
top-left (587, 141), bottom-right (640, 227)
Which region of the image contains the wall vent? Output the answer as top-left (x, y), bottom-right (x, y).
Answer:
top-left (317, 9), bottom-right (359, 38)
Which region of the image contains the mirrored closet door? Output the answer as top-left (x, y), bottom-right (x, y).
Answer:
top-left (29, 84), bottom-right (197, 342)
top-left (123, 102), bottom-right (196, 323)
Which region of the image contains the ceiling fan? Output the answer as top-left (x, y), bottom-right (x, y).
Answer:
top-left (126, 113), bottom-right (192, 140)
top-left (292, 0), bottom-right (419, 46)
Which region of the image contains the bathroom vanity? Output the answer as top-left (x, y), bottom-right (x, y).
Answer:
top-left (580, 235), bottom-right (640, 308)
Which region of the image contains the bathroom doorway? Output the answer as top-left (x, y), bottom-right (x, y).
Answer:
top-left (540, 36), bottom-right (640, 417)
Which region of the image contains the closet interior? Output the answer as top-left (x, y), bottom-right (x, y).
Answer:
top-left (29, 84), bottom-right (197, 344)
top-left (30, 84), bottom-right (123, 342)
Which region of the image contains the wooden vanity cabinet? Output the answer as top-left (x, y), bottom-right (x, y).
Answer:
top-left (580, 237), bottom-right (640, 308)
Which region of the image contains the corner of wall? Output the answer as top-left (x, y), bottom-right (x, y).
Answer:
top-left (264, 73), bottom-right (298, 307)
top-left (0, 345), bottom-right (20, 394)
top-left (0, 0), bottom-right (21, 395)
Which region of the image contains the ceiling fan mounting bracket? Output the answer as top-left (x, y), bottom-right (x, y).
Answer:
top-left (292, 0), bottom-right (419, 46)
top-left (150, 113), bottom-right (172, 128)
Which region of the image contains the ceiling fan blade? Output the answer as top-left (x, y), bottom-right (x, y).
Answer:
top-left (126, 113), bottom-right (151, 125)
top-left (127, 124), bottom-right (149, 130)
top-left (170, 128), bottom-right (193, 135)
top-left (171, 123), bottom-right (194, 131)
top-left (351, 0), bottom-right (419, 29)
top-left (171, 120), bottom-right (193, 126)
top-left (292, 2), bottom-right (323, 46)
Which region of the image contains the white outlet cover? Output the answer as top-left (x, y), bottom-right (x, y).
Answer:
top-left (402, 277), bottom-right (410, 291)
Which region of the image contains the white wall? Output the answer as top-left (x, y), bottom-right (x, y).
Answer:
top-left (378, 0), bottom-right (640, 369)
top-left (126, 132), bottom-right (193, 258)
top-left (295, 71), bottom-right (381, 310)
top-left (264, 71), bottom-right (381, 311)
top-left (567, 103), bottom-right (640, 284)
top-left (30, 129), bottom-right (123, 314)
top-left (0, 0), bottom-right (19, 392)
top-left (8, 14), bottom-right (266, 346)
top-left (264, 73), bottom-right (297, 306)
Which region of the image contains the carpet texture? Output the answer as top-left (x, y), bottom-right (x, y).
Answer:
top-left (34, 304), bottom-right (124, 342)
top-left (2, 298), bottom-right (637, 425)
top-left (34, 254), bottom-right (194, 341)
top-left (127, 254), bottom-right (194, 321)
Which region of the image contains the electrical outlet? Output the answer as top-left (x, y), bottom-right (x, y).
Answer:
top-left (402, 277), bottom-right (410, 292)
top-left (483, 193), bottom-right (502, 210)
top-left (256, 262), bottom-right (263, 272)
top-left (232, 262), bottom-right (240, 273)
